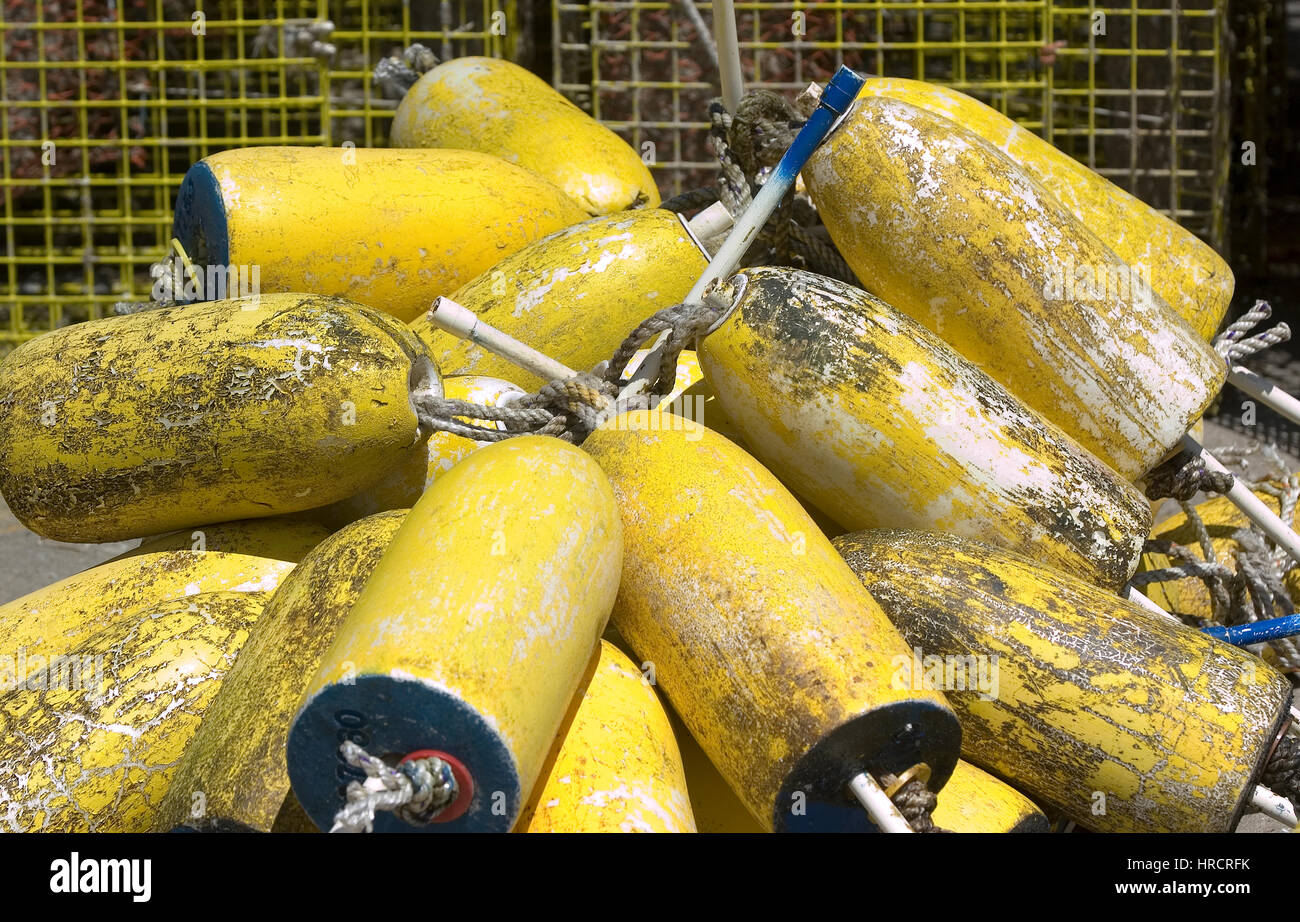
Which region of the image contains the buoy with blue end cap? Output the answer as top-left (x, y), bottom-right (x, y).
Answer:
top-left (285, 436), bottom-right (624, 833)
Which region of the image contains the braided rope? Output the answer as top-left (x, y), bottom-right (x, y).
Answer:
top-left (1143, 451), bottom-right (1235, 502)
top-left (878, 774), bottom-right (949, 833)
top-left (372, 42), bottom-right (437, 100)
top-left (1214, 300), bottom-right (1292, 363)
top-left (330, 741), bottom-right (457, 833)
top-left (1261, 733), bottom-right (1300, 810)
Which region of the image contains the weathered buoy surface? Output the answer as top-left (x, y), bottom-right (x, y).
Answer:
top-left (698, 267), bottom-right (1150, 590)
top-left (804, 96), bottom-right (1226, 479)
top-left (318, 375), bottom-right (525, 528)
top-left (0, 515), bottom-right (323, 663)
top-left (287, 437), bottom-right (623, 832)
top-left (173, 147), bottom-right (588, 322)
top-left (855, 77), bottom-right (1234, 340)
top-left (518, 640), bottom-right (695, 833)
top-left (154, 511), bottom-right (407, 833)
top-left (410, 209), bottom-right (707, 391)
top-left (583, 417), bottom-right (961, 832)
top-left (0, 294), bottom-right (436, 542)
top-left (391, 57), bottom-right (660, 215)
top-left (834, 529), bottom-right (1293, 832)
top-left (0, 591), bottom-right (264, 832)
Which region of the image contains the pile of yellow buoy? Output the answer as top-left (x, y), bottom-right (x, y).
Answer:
top-left (0, 57), bottom-right (1294, 835)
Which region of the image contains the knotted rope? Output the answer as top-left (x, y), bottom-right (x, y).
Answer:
top-left (1143, 450), bottom-right (1234, 502)
top-left (878, 772), bottom-right (950, 834)
top-left (412, 294), bottom-right (730, 445)
top-left (1139, 444), bottom-right (1300, 672)
top-left (1214, 300), bottom-right (1292, 363)
top-left (1261, 732), bottom-right (1300, 808)
top-left (330, 741), bottom-right (458, 833)
top-left (372, 43), bottom-right (438, 100)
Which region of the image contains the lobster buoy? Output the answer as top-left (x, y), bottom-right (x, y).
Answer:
top-left (582, 416), bottom-right (962, 832)
top-left (409, 209), bottom-right (707, 391)
top-left (0, 591), bottom-right (265, 831)
top-left (317, 375), bottom-right (526, 528)
top-left (153, 510), bottom-right (408, 833)
top-left (803, 96), bottom-right (1227, 479)
top-left (697, 267), bottom-right (1150, 591)
top-left (517, 640), bottom-right (695, 833)
top-left (0, 515), bottom-right (325, 663)
top-left (855, 77), bottom-right (1233, 340)
top-left (0, 294), bottom-right (437, 543)
top-left (834, 529), bottom-right (1294, 832)
top-left (391, 57), bottom-right (660, 215)
top-left (932, 761), bottom-right (1048, 834)
top-left (287, 437), bottom-right (623, 832)
top-left (172, 147), bottom-right (587, 322)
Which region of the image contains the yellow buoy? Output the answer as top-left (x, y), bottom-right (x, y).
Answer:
top-left (391, 56), bottom-right (660, 215)
top-left (518, 640), bottom-right (695, 833)
top-left (0, 294), bottom-right (437, 542)
top-left (317, 375), bottom-right (525, 528)
top-left (932, 760), bottom-right (1048, 834)
top-left (582, 417), bottom-right (961, 832)
top-left (855, 77), bottom-right (1233, 340)
top-left (803, 96), bottom-right (1226, 479)
top-left (698, 267), bottom-right (1150, 591)
top-left (287, 437), bottom-right (623, 832)
top-left (1140, 483), bottom-right (1300, 618)
top-left (0, 591), bottom-right (264, 832)
top-left (410, 209), bottom-right (707, 391)
top-left (153, 510), bottom-right (407, 833)
top-left (834, 529), bottom-right (1293, 832)
top-left (0, 515), bottom-right (324, 663)
top-left (172, 147), bottom-right (588, 323)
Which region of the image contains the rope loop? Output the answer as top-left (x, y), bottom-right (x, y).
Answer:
top-left (330, 740), bottom-right (458, 833)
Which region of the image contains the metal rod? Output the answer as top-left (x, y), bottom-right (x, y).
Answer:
top-left (1228, 366), bottom-right (1300, 429)
top-left (1202, 614), bottom-right (1300, 645)
top-left (848, 772), bottom-right (914, 833)
top-left (426, 297), bottom-right (577, 384)
top-left (619, 65), bottom-right (866, 398)
top-left (711, 0), bottom-right (745, 114)
top-left (1182, 432), bottom-right (1300, 569)
top-left (1250, 784), bottom-right (1298, 827)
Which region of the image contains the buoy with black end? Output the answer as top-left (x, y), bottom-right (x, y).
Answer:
top-left (582, 415), bottom-right (962, 833)
top-left (802, 94), bottom-right (1227, 481)
top-left (517, 640), bottom-right (695, 833)
top-left (286, 436), bottom-right (623, 833)
top-left (390, 57), bottom-right (659, 215)
top-left (0, 294), bottom-right (438, 543)
top-left (696, 267), bottom-right (1150, 591)
top-left (172, 147), bottom-right (587, 322)
top-left (0, 515), bottom-right (325, 663)
top-left (408, 209), bottom-right (709, 391)
top-left (0, 591), bottom-right (265, 832)
top-left (833, 529), bottom-right (1296, 833)
top-left (316, 376), bottom-right (525, 528)
top-left (153, 510), bottom-right (408, 833)
top-left (851, 77), bottom-right (1234, 341)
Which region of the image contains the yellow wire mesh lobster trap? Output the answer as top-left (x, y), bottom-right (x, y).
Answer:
top-left (553, 0), bottom-right (1227, 235)
top-left (2, 0), bottom-right (1227, 351)
top-left (0, 0), bottom-right (511, 351)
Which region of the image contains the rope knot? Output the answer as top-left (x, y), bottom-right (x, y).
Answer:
top-left (330, 741), bottom-right (458, 833)
top-left (1144, 451), bottom-right (1235, 502)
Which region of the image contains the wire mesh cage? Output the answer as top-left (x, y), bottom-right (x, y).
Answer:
top-left (3, 0), bottom-right (1231, 352)
top-left (553, 0), bottom-right (1228, 240)
top-left (0, 0), bottom-right (509, 351)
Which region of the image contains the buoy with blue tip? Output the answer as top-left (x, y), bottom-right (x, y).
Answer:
top-left (286, 436), bottom-right (623, 833)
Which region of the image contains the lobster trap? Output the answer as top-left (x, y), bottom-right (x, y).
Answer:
top-left (2, 0), bottom-right (1230, 351)
top-left (0, 0), bottom-right (512, 351)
